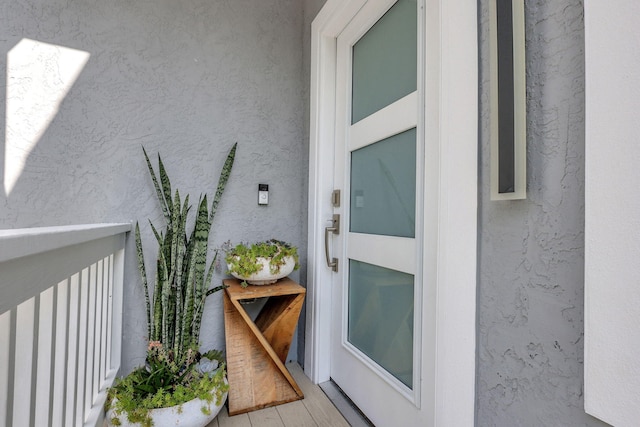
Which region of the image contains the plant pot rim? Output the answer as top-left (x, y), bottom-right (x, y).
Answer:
top-left (228, 255), bottom-right (296, 285)
top-left (106, 379), bottom-right (228, 427)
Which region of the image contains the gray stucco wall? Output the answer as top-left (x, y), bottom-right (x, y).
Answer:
top-left (1, 0), bottom-right (308, 374)
top-left (477, 1), bottom-right (607, 425)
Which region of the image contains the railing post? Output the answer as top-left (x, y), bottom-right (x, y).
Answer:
top-left (110, 248), bottom-right (125, 376)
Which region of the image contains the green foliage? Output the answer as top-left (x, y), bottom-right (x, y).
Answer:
top-left (105, 346), bottom-right (229, 427)
top-left (136, 143), bottom-right (236, 368)
top-left (225, 239), bottom-right (300, 286)
top-left (113, 144), bottom-right (236, 424)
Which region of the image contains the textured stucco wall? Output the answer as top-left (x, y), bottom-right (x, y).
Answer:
top-left (1, 0), bottom-right (307, 373)
top-left (477, 1), bottom-right (608, 425)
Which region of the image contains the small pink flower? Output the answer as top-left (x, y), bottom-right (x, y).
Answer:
top-left (148, 341), bottom-right (163, 351)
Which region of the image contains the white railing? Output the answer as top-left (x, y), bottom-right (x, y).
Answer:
top-left (0, 223), bottom-right (131, 427)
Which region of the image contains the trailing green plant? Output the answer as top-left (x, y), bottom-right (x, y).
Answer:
top-left (105, 143), bottom-right (236, 425)
top-left (106, 344), bottom-right (228, 427)
top-left (225, 239), bottom-right (299, 285)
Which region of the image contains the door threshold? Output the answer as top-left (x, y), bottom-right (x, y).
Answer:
top-left (319, 380), bottom-right (375, 427)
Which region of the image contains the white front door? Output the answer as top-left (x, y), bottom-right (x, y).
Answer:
top-left (306, 0), bottom-right (478, 425)
top-left (329, 0), bottom-right (426, 425)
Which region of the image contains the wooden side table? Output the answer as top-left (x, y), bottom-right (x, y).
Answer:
top-left (223, 277), bottom-right (306, 415)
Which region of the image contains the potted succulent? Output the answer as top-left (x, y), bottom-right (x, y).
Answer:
top-left (105, 143), bottom-right (236, 427)
top-left (225, 239), bottom-right (299, 286)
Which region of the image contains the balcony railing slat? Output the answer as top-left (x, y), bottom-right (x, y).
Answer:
top-left (109, 250), bottom-right (125, 375)
top-left (105, 255), bottom-right (114, 380)
top-left (47, 285), bottom-right (59, 425)
top-left (100, 257), bottom-right (109, 389)
top-left (84, 263), bottom-right (97, 420)
top-left (92, 260), bottom-right (103, 405)
top-left (35, 287), bottom-right (54, 427)
top-left (14, 298), bottom-right (35, 427)
top-left (5, 310), bottom-right (17, 427)
top-left (0, 224), bottom-right (130, 427)
top-left (52, 280), bottom-right (69, 427)
top-left (0, 310), bottom-right (12, 427)
top-left (65, 274), bottom-right (80, 426)
top-left (29, 295), bottom-right (40, 427)
top-left (75, 268), bottom-right (89, 425)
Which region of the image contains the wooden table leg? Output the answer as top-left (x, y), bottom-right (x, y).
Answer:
top-left (224, 289), bottom-right (304, 415)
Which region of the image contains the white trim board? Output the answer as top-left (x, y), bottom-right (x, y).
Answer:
top-left (584, 2), bottom-right (640, 426)
top-left (305, 0), bottom-right (477, 425)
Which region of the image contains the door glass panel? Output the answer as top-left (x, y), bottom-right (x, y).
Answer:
top-left (350, 128), bottom-right (416, 238)
top-left (348, 259), bottom-right (414, 388)
top-left (351, 0), bottom-right (417, 124)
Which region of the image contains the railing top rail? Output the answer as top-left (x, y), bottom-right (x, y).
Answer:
top-left (0, 223), bottom-right (131, 264)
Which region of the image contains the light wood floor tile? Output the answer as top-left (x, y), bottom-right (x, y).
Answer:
top-left (290, 364), bottom-right (351, 427)
top-left (276, 400), bottom-right (318, 427)
top-left (216, 405), bottom-right (250, 427)
top-left (248, 406), bottom-right (286, 427)
top-left (206, 362), bottom-right (351, 427)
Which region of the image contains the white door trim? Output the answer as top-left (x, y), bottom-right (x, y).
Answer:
top-left (305, 0), bottom-right (477, 425)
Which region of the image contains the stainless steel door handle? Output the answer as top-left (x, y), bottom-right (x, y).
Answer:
top-left (324, 214), bottom-right (340, 272)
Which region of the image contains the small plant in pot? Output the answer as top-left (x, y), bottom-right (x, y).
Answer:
top-left (105, 144), bottom-right (236, 427)
top-left (225, 239), bottom-right (299, 286)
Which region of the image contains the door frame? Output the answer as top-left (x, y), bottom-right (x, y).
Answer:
top-left (305, 0), bottom-right (478, 425)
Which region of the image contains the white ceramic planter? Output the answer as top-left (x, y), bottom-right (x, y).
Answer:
top-left (106, 387), bottom-right (227, 427)
top-left (228, 255), bottom-right (296, 285)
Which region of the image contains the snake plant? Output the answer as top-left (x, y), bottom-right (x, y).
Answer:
top-left (135, 143), bottom-right (237, 367)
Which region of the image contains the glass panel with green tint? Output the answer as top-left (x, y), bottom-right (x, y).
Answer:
top-left (348, 260), bottom-right (414, 388)
top-left (351, 0), bottom-right (417, 124)
top-left (350, 128), bottom-right (416, 238)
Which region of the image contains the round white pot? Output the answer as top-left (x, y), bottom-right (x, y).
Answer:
top-left (106, 387), bottom-right (227, 427)
top-left (228, 255), bottom-right (296, 285)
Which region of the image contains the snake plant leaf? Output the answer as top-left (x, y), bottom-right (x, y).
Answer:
top-left (158, 249), bottom-right (170, 345)
top-left (149, 220), bottom-right (163, 247)
top-left (187, 203), bottom-right (210, 351)
top-left (168, 189), bottom-right (181, 289)
top-left (173, 193), bottom-right (190, 354)
top-left (210, 142), bottom-right (237, 223)
top-left (152, 259), bottom-right (163, 342)
top-left (181, 224), bottom-right (195, 337)
top-left (157, 153), bottom-right (173, 219)
top-left (204, 250), bottom-right (218, 293)
top-left (182, 194), bottom-right (201, 278)
top-left (180, 194), bottom-right (190, 242)
top-left (181, 237), bottom-right (197, 350)
top-left (191, 293), bottom-right (206, 344)
top-left (192, 251), bottom-right (218, 341)
top-left (206, 284), bottom-right (228, 297)
top-left (167, 292), bottom-right (177, 352)
top-left (192, 196), bottom-right (210, 312)
top-left (163, 215), bottom-right (173, 265)
top-left (176, 195), bottom-right (190, 253)
top-left (135, 222), bottom-right (152, 339)
top-left (143, 146), bottom-right (170, 223)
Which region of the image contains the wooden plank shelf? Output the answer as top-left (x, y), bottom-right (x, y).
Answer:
top-left (223, 278), bottom-right (306, 415)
